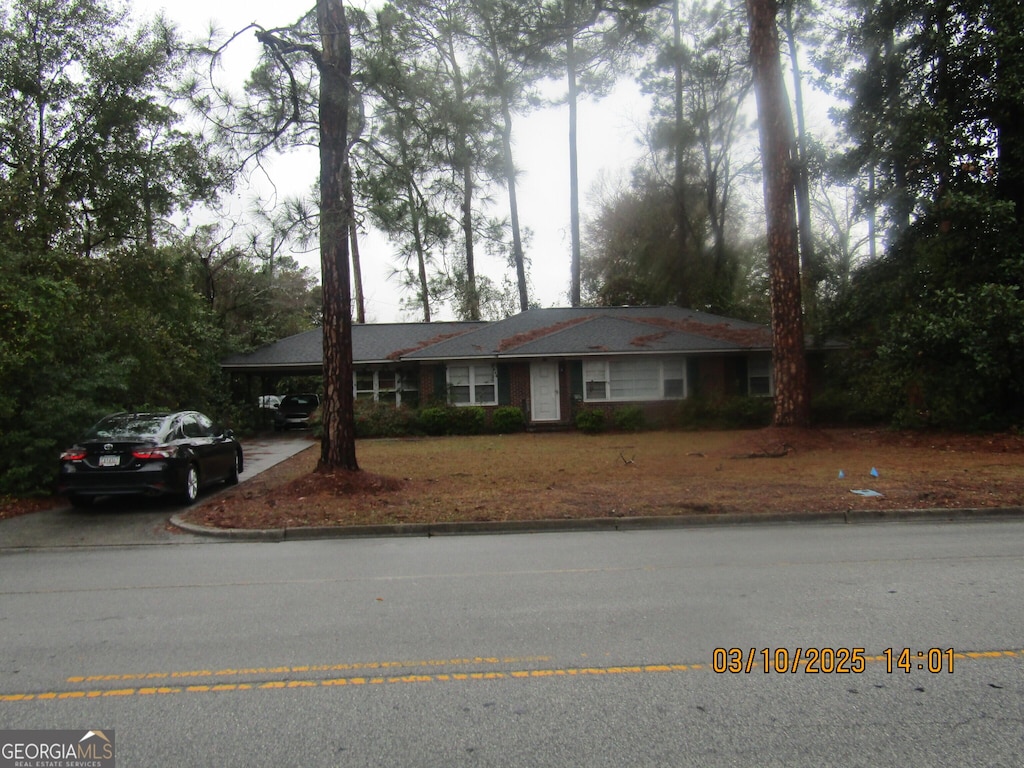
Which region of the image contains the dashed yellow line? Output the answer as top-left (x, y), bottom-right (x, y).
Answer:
top-left (2, 650), bottom-right (1020, 704)
top-left (64, 655), bottom-right (550, 683)
top-left (2, 664), bottom-right (706, 702)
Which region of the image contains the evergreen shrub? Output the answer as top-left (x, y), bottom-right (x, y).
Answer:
top-left (613, 405), bottom-right (645, 431)
top-left (491, 406), bottom-right (526, 433)
top-left (575, 408), bottom-right (606, 434)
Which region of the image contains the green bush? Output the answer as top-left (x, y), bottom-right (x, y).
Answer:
top-left (827, 194), bottom-right (1024, 430)
top-left (810, 387), bottom-right (888, 427)
top-left (674, 396), bottom-right (772, 430)
top-left (450, 406), bottom-right (487, 435)
top-left (416, 405), bottom-right (487, 436)
top-left (613, 405), bottom-right (645, 431)
top-left (717, 397), bottom-right (773, 428)
top-left (491, 406), bottom-right (526, 433)
top-left (575, 408), bottom-right (606, 434)
top-left (417, 406), bottom-right (450, 436)
top-left (354, 401), bottom-right (418, 438)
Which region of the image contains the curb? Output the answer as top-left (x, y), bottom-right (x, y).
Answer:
top-left (169, 506), bottom-right (1024, 542)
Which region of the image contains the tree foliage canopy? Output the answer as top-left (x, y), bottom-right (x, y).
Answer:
top-left (822, 0), bottom-right (1024, 428)
top-left (0, 0), bottom-right (226, 255)
top-left (0, 0), bottom-right (319, 494)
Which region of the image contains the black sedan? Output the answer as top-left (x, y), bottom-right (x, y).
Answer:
top-left (57, 411), bottom-right (243, 507)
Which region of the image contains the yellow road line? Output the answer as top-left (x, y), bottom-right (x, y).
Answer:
top-left (2, 650), bottom-right (1020, 704)
top-left (64, 655), bottom-right (552, 684)
top-left (3, 665), bottom-right (702, 702)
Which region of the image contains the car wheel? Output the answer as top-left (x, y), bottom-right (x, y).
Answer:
top-left (226, 451), bottom-right (241, 486)
top-left (182, 464), bottom-right (200, 504)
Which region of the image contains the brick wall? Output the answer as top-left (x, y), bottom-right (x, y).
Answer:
top-left (418, 364), bottom-right (441, 404)
top-left (508, 362), bottom-right (532, 415)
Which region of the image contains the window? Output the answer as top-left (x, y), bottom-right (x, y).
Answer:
top-left (355, 371), bottom-right (377, 401)
top-left (181, 414), bottom-right (213, 438)
top-left (354, 370), bottom-right (410, 406)
top-left (663, 360), bottom-right (686, 399)
top-left (447, 364), bottom-right (497, 406)
top-left (582, 358), bottom-right (687, 402)
top-left (398, 370), bottom-right (418, 408)
top-left (194, 413), bottom-right (215, 435)
top-left (584, 360), bottom-right (607, 400)
top-left (609, 359), bottom-right (660, 400)
top-left (748, 356), bottom-right (772, 396)
top-left (449, 366), bottom-right (471, 403)
top-left (473, 366), bottom-right (495, 404)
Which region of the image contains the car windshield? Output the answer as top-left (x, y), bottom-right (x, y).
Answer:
top-left (83, 414), bottom-right (170, 441)
top-left (282, 395), bottom-right (317, 407)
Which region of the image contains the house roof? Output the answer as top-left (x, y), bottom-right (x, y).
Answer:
top-left (220, 307), bottom-right (773, 375)
top-left (220, 321), bottom-right (487, 375)
top-left (401, 307), bottom-right (772, 360)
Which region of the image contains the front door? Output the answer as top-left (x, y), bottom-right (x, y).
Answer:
top-left (530, 362), bottom-right (560, 422)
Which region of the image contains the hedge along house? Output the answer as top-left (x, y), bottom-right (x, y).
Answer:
top-left (221, 306), bottom-right (776, 427)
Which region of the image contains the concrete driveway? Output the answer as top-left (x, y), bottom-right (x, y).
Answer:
top-left (0, 434), bottom-right (313, 549)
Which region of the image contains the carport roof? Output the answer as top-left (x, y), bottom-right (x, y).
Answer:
top-left (220, 321), bottom-right (487, 375)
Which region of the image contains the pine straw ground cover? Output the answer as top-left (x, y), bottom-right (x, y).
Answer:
top-left (179, 428), bottom-right (1024, 531)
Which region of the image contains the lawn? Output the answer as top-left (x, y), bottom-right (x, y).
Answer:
top-left (180, 428), bottom-right (1024, 530)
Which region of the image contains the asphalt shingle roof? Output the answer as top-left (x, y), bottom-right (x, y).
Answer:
top-left (220, 321), bottom-right (486, 373)
top-left (401, 307), bottom-right (771, 360)
top-left (220, 307), bottom-right (772, 374)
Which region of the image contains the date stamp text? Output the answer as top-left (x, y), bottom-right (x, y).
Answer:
top-left (712, 647), bottom-right (956, 674)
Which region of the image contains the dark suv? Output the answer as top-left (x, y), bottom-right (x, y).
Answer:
top-left (273, 394), bottom-right (321, 431)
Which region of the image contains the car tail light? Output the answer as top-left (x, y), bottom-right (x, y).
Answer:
top-left (60, 449), bottom-right (87, 461)
top-left (132, 446), bottom-right (178, 460)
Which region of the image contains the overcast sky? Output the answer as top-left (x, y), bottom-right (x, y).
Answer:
top-left (133, 0), bottom-right (650, 323)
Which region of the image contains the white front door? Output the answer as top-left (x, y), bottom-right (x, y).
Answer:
top-left (530, 362), bottom-right (560, 422)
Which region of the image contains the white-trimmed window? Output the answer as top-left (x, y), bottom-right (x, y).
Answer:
top-left (354, 369), bottom-right (413, 406)
top-left (583, 358), bottom-right (687, 402)
top-left (748, 355), bottom-right (772, 396)
top-left (583, 360), bottom-right (608, 400)
top-left (447, 364), bottom-right (497, 406)
top-left (355, 371), bottom-right (378, 401)
top-left (609, 359), bottom-right (660, 399)
top-left (663, 359), bottom-right (686, 398)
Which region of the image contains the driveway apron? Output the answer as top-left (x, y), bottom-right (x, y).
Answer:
top-left (0, 434), bottom-right (313, 549)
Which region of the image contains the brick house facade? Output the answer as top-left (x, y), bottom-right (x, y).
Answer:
top-left (223, 306), bottom-right (790, 428)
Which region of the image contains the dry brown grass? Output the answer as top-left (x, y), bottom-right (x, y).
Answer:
top-left (180, 428), bottom-right (1024, 530)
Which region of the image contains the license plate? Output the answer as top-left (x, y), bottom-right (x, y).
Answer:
top-left (99, 455), bottom-right (120, 467)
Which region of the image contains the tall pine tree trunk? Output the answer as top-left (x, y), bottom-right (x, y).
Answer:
top-left (447, 42), bottom-right (480, 321)
top-left (501, 95), bottom-right (530, 312)
top-left (317, 0), bottom-right (358, 470)
top-left (746, 0), bottom-right (810, 428)
top-left (566, 0), bottom-right (582, 308)
top-left (407, 177), bottom-right (431, 322)
top-left (781, 4), bottom-right (817, 330)
top-left (484, 23), bottom-right (529, 312)
top-left (344, 167), bottom-right (365, 324)
top-left (671, 0), bottom-right (694, 309)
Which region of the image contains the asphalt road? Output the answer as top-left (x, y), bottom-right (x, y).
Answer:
top-left (1, 520), bottom-right (1022, 766)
